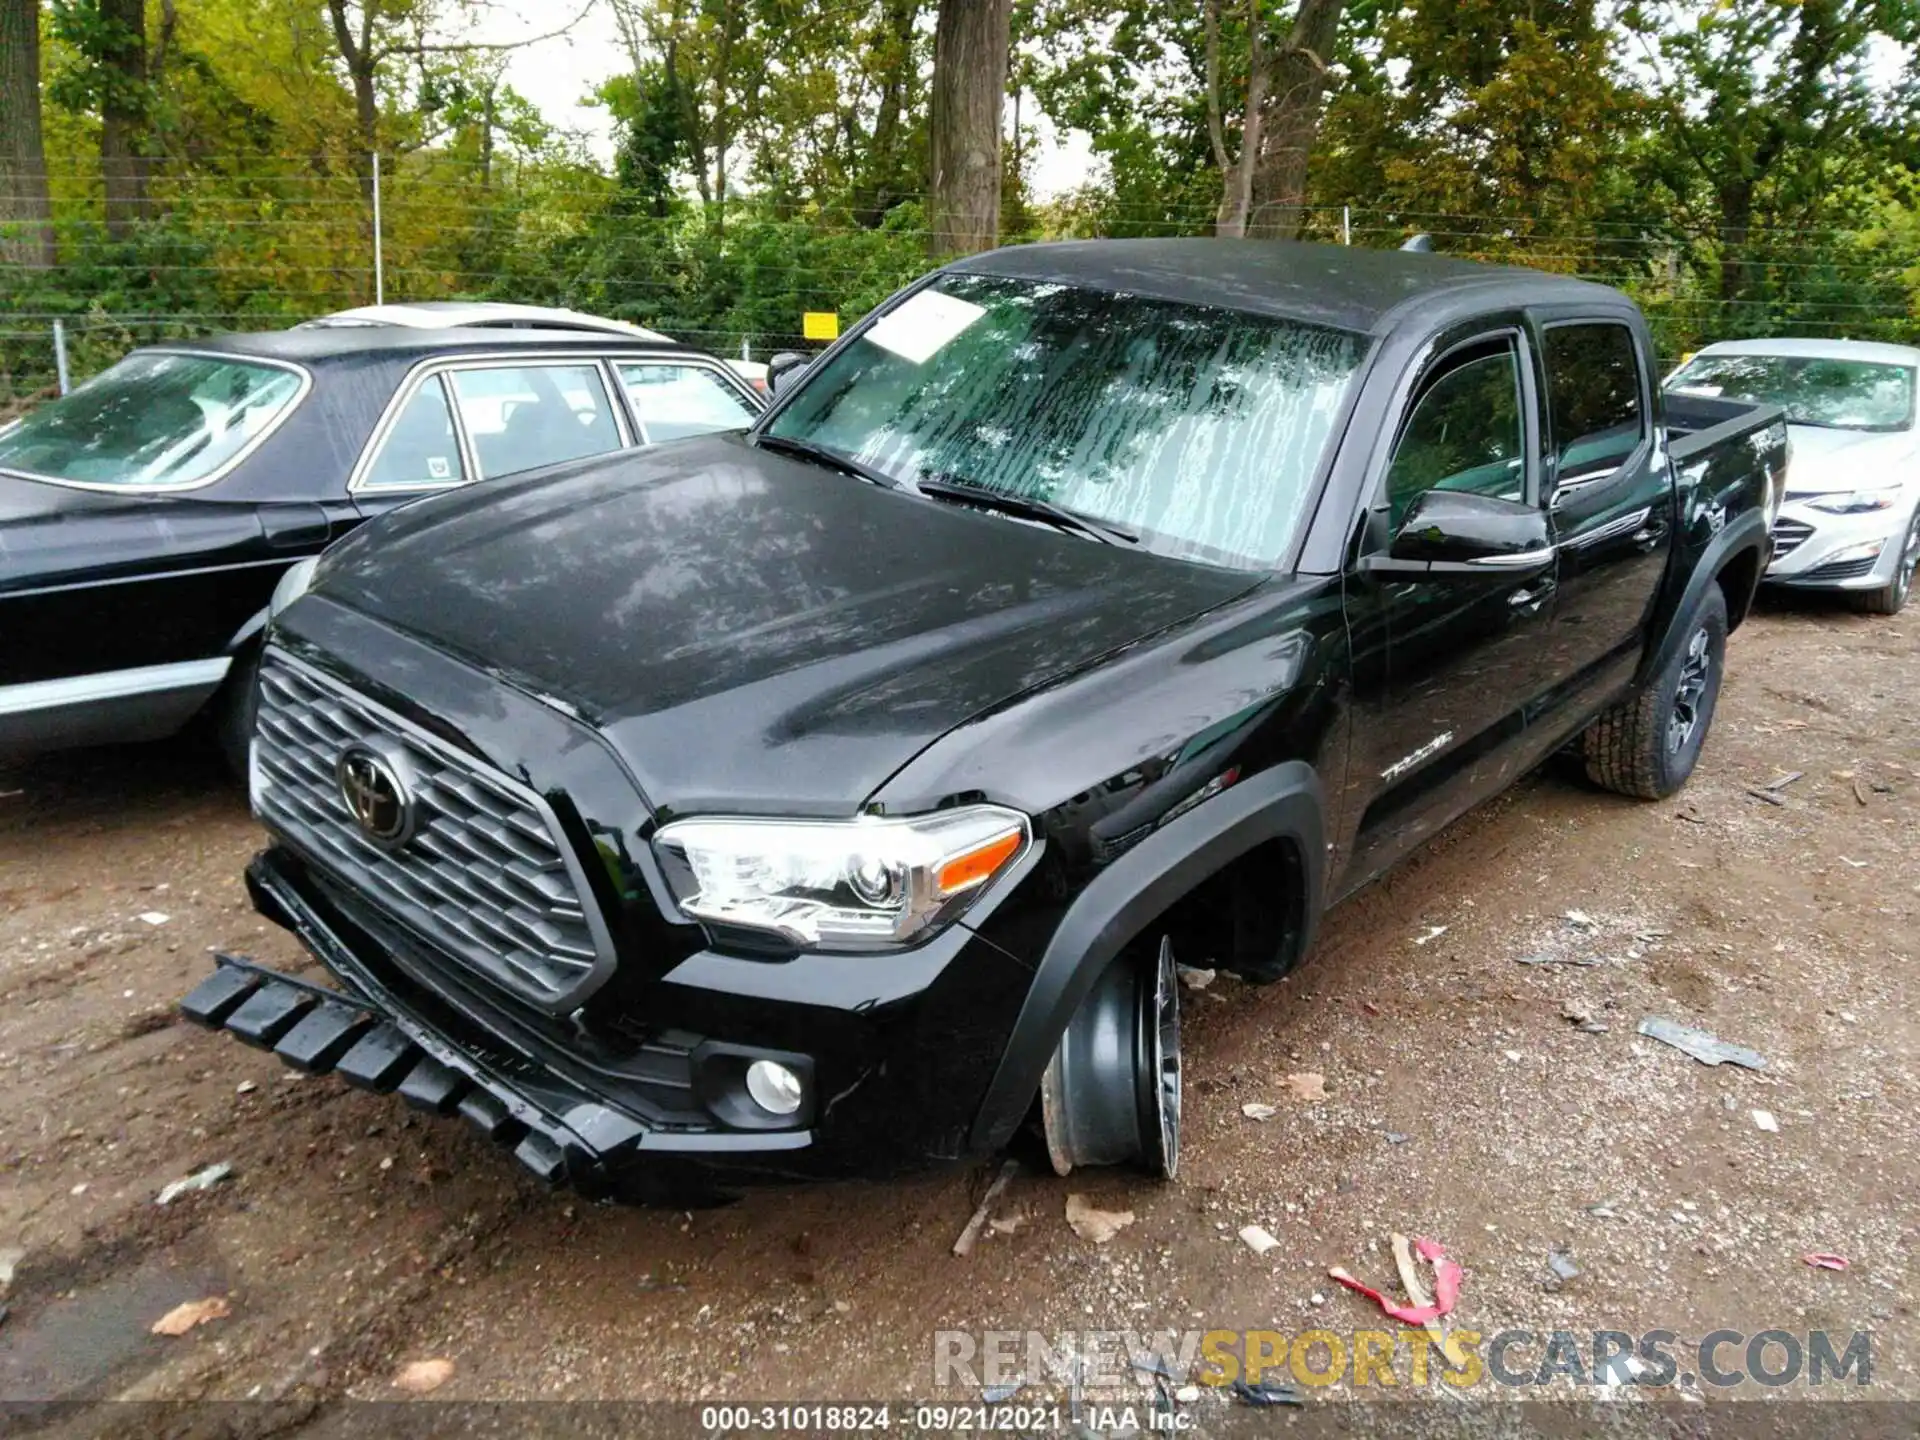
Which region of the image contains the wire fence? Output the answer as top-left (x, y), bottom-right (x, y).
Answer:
top-left (4, 162), bottom-right (1917, 409)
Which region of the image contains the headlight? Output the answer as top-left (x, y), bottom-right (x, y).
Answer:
top-left (268, 556), bottom-right (320, 618)
top-left (653, 805), bottom-right (1030, 950)
top-left (1804, 490), bottom-right (1899, 515)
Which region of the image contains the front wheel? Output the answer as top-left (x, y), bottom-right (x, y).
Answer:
top-left (214, 647), bottom-right (261, 783)
top-left (1582, 583), bottom-right (1728, 800)
top-left (1039, 935), bottom-right (1181, 1179)
top-left (1847, 506), bottom-right (1920, 616)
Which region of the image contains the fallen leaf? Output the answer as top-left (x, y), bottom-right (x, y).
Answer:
top-left (1065, 1193), bottom-right (1134, 1245)
top-left (393, 1358), bottom-right (456, 1393)
top-left (1241, 1102), bottom-right (1278, 1122)
top-left (1285, 1072), bottom-right (1327, 1101)
top-left (150, 1296), bottom-right (230, 1336)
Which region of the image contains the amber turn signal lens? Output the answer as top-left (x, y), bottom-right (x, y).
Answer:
top-left (934, 829), bottom-right (1023, 896)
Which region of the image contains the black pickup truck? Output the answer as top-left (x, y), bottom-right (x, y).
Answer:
top-left (182, 241), bottom-right (1787, 1197)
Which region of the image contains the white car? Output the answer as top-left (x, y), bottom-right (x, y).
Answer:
top-left (298, 302), bottom-right (769, 392)
top-left (1666, 338), bottom-right (1920, 614)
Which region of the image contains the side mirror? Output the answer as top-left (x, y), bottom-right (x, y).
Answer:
top-left (1366, 490), bottom-right (1553, 575)
top-left (767, 352), bottom-right (811, 398)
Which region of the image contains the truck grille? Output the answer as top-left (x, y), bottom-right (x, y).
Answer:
top-left (1770, 517), bottom-right (1813, 560)
top-left (251, 649), bottom-right (613, 1012)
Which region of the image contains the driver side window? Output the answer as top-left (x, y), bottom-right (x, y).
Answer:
top-left (1385, 339), bottom-right (1526, 529)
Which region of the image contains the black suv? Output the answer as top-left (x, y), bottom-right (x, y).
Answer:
top-left (183, 241), bottom-right (1786, 1197)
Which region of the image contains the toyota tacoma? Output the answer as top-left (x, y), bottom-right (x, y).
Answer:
top-left (181, 240), bottom-right (1787, 1198)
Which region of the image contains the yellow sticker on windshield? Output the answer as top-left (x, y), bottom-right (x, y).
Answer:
top-left (866, 290), bottom-right (987, 365)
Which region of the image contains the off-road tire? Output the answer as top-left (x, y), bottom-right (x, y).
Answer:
top-left (1845, 506), bottom-right (1919, 616)
top-left (1582, 583), bottom-right (1727, 800)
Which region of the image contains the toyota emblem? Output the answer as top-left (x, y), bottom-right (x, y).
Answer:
top-left (336, 742), bottom-right (415, 849)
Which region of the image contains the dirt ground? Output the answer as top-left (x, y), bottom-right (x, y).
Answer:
top-left (1, 591), bottom-right (1914, 1429)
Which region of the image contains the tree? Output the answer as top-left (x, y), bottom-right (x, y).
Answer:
top-left (1205, 0), bottom-right (1266, 235)
top-left (1246, 0), bottom-right (1341, 237)
top-left (0, 0), bottom-right (56, 267)
top-left (929, 0), bottom-right (1013, 255)
top-left (1628, 0), bottom-right (1920, 308)
top-left (49, 0), bottom-right (169, 237)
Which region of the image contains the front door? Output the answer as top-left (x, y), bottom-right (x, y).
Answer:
top-left (1343, 328), bottom-right (1561, 890)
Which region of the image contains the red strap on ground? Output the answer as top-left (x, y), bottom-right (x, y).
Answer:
top-left (1328, 1236), bottom-right (1462, 1326)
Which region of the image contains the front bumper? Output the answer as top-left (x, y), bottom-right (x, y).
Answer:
top-left (1765, 499), bottom-right (1911, 591)
top-left (184, 846), bottom-right (1045, 1196)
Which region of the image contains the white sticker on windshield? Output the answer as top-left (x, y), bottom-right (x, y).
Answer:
top-left (865, 289), bottom-right (987, 365)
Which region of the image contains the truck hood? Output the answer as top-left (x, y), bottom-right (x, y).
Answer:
top-left (1784, 425), bottom-right (1919, 495)
top-left (312, 434), bottom-right (1265, 814)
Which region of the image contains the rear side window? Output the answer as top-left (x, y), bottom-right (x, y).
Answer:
top-left (447, 363), bottom-right (622, 479)
top-left (1544, 323), bottom-right (1645, 486)
top-left (616, 362), bottom-right (757, 442)
top-left (1385, 340), bottom-right (1526, 528)
top-left (0, 351), bottom-right (304, 490)
top-left (361, 375), bottom-right (466, 489)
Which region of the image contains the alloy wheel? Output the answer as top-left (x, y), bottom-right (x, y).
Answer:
top-left (1668, 625), bottom-right (1713, 756)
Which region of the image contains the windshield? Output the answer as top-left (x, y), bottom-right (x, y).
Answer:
top-left (0, 351), bottom-right (306, 489)
top-left (763, 274), bottom-right (1369, 569)
top-left (1666, 353), bottom-right (1916, 432)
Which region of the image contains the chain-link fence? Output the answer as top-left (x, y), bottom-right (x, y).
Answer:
top-left (5, 160), bottom-right (1918, 412)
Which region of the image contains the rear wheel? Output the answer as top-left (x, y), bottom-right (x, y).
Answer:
top-left (1847, 506), bottom-right (1920, 616)
top-left (214, 647), bottom-right (260, 782)
top-left (1039, 935), bottom-right (1181, 1179)
top-left (1582, 583), bottom-right (1727, 800)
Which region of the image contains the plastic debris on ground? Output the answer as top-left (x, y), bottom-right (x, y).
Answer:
top-left (1752, 1109), bottom-right (1779, 1133)
top-left (1330, 1235), bottom-right (1462, 1326)
top-left (1547, 1247), bottom-right (1581, 1282)
top-left (1176, 965), bottom-right (1217, 992)
top-left (1238, 1224), bottom-right (1281, 1256)
top-left (1413, 925), bottom-right (1449, 946)
top-left (1637, 1018), bottom-right (1767, 1070)
top-left (1803, 1253), bottom-right (1849, 1272)
top-left (1064, 1193), bottom-right (1134, 1245)
top-left (1564, 910), bottom-right (1596, 929)
top-left (952, 1158), bottom-right (1019, 1257)
top-left (1241, 1102), bottom-right (1278, 1122)
top-left (982, 1380), bottom-right (1024, 1403)
top-left (136, 912), bottom-right (171, 927)
top-left (1232, 1380), bottom-right (1304, 1407)
top-left (155, 1162), bottom-right (233, 1206)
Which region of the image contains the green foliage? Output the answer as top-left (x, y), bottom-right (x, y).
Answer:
top-left (5, 0), bottom-right (1918, 408)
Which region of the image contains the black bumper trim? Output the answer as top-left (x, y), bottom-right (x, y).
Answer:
top-left (191, 854), bottom-right (820, 1196)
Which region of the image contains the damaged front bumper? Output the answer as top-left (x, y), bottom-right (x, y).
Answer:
top-left (181, 850), bottom-right (815, 1200)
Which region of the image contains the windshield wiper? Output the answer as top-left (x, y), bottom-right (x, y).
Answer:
top-left (753, 433), bottom-right (906, 490)
top-left (915, 473), bottom-right (1138, 546)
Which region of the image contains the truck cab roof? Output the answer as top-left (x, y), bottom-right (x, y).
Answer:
top-left (951, 238), bottom-right (1630, 336)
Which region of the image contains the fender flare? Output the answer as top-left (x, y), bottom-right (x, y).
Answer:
top-left (967, 760), bottom-right (1327, 1154)
top-left (1641, 509), bottom-right (1768, 685)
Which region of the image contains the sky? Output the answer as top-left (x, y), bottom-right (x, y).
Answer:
top-left (482, 4), bottom-right (1096, 199)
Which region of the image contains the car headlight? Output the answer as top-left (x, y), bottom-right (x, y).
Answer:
top-left (653, 805), bottom-right (1030, 950)
top-left (268, 555), bottom-right (320, 618)
top-left (1803, 489), bottom-right (1899, 515)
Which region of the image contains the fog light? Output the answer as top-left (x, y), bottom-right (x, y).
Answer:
top-left (745, 1059), bottom-right (804, 1116)
top-left (1823, 540), bottom-right (1885, 566)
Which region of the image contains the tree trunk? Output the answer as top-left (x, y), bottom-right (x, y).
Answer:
top-left (1209, 0), bottom-right (1266, 238)
top-left (1246, 0), bottom-right (1343, 240)
top-left (928, 0), bottom-right (1012, 257)
top-left (326, 0), bottom-right (380, 204)
top-left (1716, 179), bottom-right (1755, 307)
top-left (855, 0), bottom-right (917, 225)
top-left (0, 0), bottom-right (55, 268)
top-left (100, 0), bottom-right (149, 239)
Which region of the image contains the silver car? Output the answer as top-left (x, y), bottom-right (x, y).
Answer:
top-left (1666, 337), bottom-right (1920, 614)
